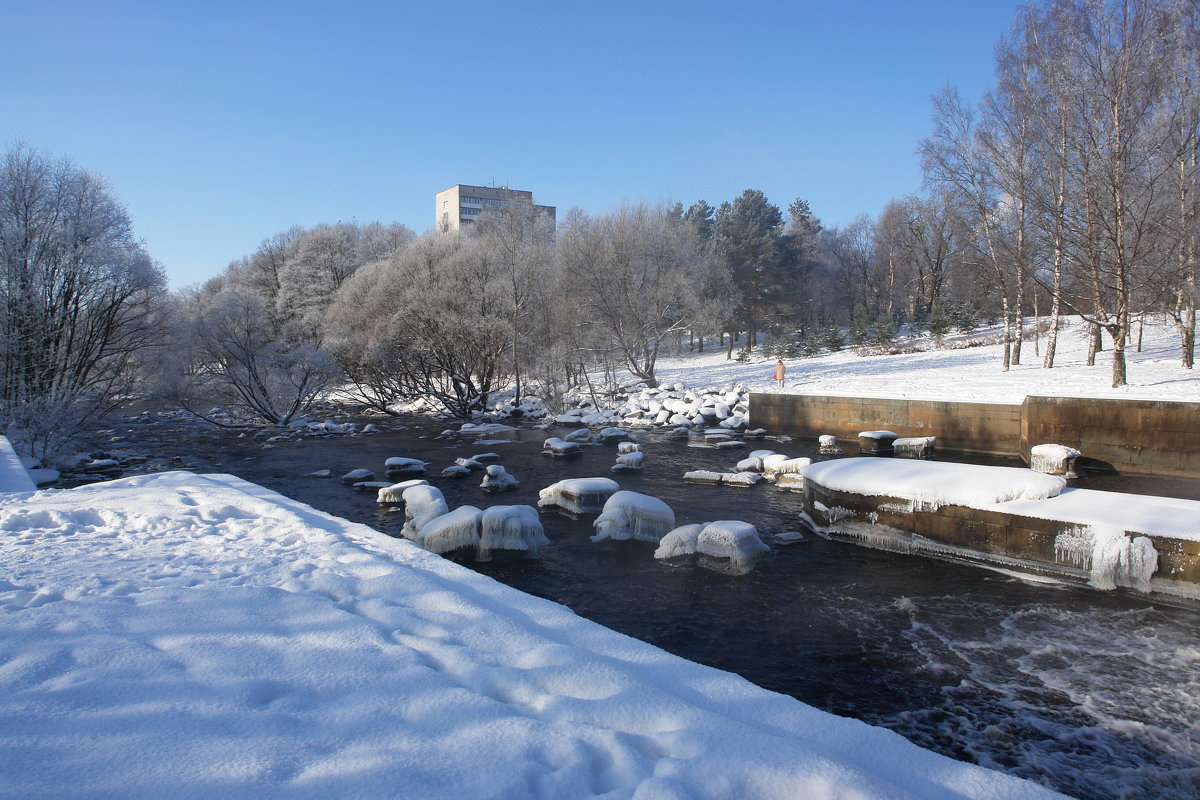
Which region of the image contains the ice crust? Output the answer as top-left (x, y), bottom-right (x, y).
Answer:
top-left (401, 484), bottom-right (449, 539)
top-left (376, 478), bottom-right (429, 504)
top-left (478, 505), bottom-right (548, 559)
top-left (537, 477), bottom-right (619, 514)
top-left (417, 505), bottom-right (483, 554)
top-left (480, 464), bottom-right (519, 492)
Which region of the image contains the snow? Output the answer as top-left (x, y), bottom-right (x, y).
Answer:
top-left (995, 488), bottom-right (1200, 542)
top-left (0, 470), bottom-right (1066, 798)
top-left (803, 459), bottom-right (1067, 510)
top-left (1029, 444), bottom-right (1081, 475)
top-left (643, 317), bottom-right (1199, 405)
top-left (542, 437), bottom-right (583, 457)
top-left (592, 490), bottom-right (676, 543)
top-left (612, 451), bottom-right (644, 472)
top-left (384, 456), bottom-right (426, 475)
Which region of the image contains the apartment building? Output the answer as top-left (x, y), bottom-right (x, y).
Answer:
top-left (435, 184), bottom-right (556, 232)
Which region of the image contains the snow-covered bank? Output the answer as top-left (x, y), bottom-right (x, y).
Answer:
top-left (646, 318), bottom-right (1199, 405)
top-left (0, 471), bottom-right (1065, 799)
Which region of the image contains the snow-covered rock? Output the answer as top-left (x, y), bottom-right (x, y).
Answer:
top-left (537, 477), bottom-right (619, 515)
top-left (894, 436), bottom-right (936, 459)
top-left (1031, 443), bottom-right (1082, 477)
top-left (478, 505), bottom-right (549, 560)
top-left (564, 428), bottom-right (592, 444)
top-left (418, 505), bottom-right (483, 555)
top-left (401, 484), bottom-right (449, 539)
top-left (480, 464), bottom-right (519, 493)
top-left (341, 468), bottom-right (375, 485)
top-left (763, 457), bottom-right (812, 483)
top-left (592, 491), bottom-right (676, 544)
top-left (612, 451), bottom-right (644, 472)
top-left (654, 523), bottom-right (703, 559)
top-left (376, 479), bottom-right (430, 504)
top-left (384, 457), bottom-right (427, 477)
top-left (455, 456), bottom-right (485, 470)
top-left (542, 437), bottom-right (583, 457)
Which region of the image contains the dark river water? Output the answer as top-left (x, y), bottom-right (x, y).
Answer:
top-left (89, 408), bottom-right (1200, 800)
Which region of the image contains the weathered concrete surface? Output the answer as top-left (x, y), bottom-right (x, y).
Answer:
top-left (750, 393), bottom-right (1200, 478)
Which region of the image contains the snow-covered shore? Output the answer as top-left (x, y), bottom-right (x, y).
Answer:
top-left (649, 317), bottom-right (1199, 405)
top-left (0, 469), bottom-right (1065, 799)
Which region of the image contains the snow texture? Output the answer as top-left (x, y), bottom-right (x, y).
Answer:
top-left (592, 490), bottom-right (676, 543)
top-left (696, 521), bottom-right (771, 569)
top-left (654, 523), bottom-right (704, 559)
top-left (537, 477), bottom-right (619, 515)
top-left (1002, 488), bottom-right (1200, 542)
top-left (384, 456), bottom-right (426, 475)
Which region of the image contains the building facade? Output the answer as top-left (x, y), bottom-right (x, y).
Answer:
top-left (435, 184), bottom-right (556, 232)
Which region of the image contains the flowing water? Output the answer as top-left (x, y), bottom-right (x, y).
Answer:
top-left (90, 409), bottom-right (1200, 800)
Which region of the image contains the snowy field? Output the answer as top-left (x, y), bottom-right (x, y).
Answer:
top-left (0, 470), bottom-right (1067, 799)
top-left (648, 317), bottom-right (1199, 404)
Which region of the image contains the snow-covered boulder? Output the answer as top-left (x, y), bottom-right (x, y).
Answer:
top-left (592, 491), bottom-right (676, 544)
top-left (612, 451), bottom-right (644, 472)
top-left (543, 438), bottom-right (583, 457)
top-left (418, 506), bottom-right (483, 555)
top-left (480, 464), bottom-right (519, 493)
top-left (564, 428), bottom-right (592, 444)
top-left (384, 457), bottom-right (426, 477)
top-left (455, 457), bottom-right (485, 470)
top-left (697, 521), bottom-right (770, 570)
top-left (441, 465), bottom-right (471, 478)
top-left (538, 477), bottom-right (619, 515)
top-left (1031, 443), bottom-right (1082, 477)
top-left (401, 485), bottom-right (449, 540)
top-left (376, 479), bottom-right (430, 504)
top-left (762, 457), bottom-right (811, 483)
top-left (473, 452), bottom-right (502, 463)
top-left (894, 436), bottom-right (936, 459)
top-left (858, 430), bottom-right (898, 454)
top-left (478, 505), bottom-right (549, 560)
top-left (654, 523), bottom-right (703, 560)
top-left (596, 427), bottom-right (630, 444)
top-left (341, 468), bottom-right (375, 485)
top-left (819, 435), bottom-right (842, 454)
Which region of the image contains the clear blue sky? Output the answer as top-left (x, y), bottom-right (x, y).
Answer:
top-left (2, 0), bottom-right (1020, 290)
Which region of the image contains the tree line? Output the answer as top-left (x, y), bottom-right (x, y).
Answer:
top-left (1, 0), bottom-right (1195, 460)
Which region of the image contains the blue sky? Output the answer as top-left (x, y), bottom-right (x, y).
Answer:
top-left (2, 1), bottom-right (1020, 289)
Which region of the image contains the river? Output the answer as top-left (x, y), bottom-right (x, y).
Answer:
top-left (87, 408), bottom-right (1200, 800)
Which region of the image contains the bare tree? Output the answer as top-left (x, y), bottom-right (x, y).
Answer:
top-left (0, 143), bottom-right (167, 460)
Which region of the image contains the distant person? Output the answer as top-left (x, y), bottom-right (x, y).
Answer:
top-left (773, 359), bottom-right (785, 388)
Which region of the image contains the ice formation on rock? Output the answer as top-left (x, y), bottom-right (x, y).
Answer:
top-left (818, 434), bottom-right (842, 454)
top-left (654, 523), bottom-right (703, 559)
top-left (762, 457), bottom-right (811, 483)
top-left (537, 477), bottom-right (619, 515)
top-left (612, 451), bottom-right (645, 472)
top-left (542, 438), bottom-right (583, 457)
top-left (480, 464), bottom-right (519, 492)
top-left (564, 429), bottom-right (592, 444)
top-left (894, 436), bottom-right (936, 459)
top-left (455, 457), bottom-right (485, 470)
top-left (592, 491), bottom-right (676, 543)
top-left (418, 505), bottom-right (483, 554)
top-left (597, 427), bottom-right (630, 444)
top-left (472, 452), bottom-right (502, 462)
top-left (401, 484), bottom-right (449, 539)
top-left (1031, 443), bottom-right (1082, 477)
top-left (617, 442), bottom-right (641, 455)
top-left (1055, 526), bottom-right (1159, 592)
top-left (441, 465), bottom-right (471, 478)
top-left (384, 457), bottom-right (427, 476)
top-left (478, 505), bottom-right (548, 560)
top-left (376, 479), bottom-right (430, 504)
top-left (655, 521), bottom-right (770, 571)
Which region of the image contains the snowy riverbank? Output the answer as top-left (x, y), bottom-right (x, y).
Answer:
top-left (0, 469), bottom-right (1067, 799)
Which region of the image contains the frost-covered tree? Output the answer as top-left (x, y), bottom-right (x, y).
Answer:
top-left (557, 203), bottom-right (728, 388)
top-left (0, 144), bottom-right (167, 459)
top-left (327, 232), bottom-right (510, 418)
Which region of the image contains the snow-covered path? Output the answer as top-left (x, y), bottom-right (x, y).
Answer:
top-left (0, 471), bottom-right (1065, 799)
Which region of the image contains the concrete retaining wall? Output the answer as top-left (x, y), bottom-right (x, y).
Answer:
top-left (750, 393), bottom-right (1200, 477)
